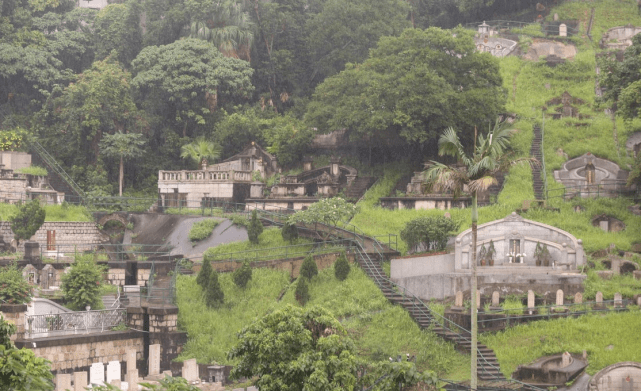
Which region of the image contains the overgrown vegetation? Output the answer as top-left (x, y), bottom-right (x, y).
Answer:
top-left (247, 210), bottom-right (263, 245)
top-left (187, 219), bottom-right (220, 242)
top-left (61, 254), bottom-right (106, 311)
top-left (0, 263), bottom-right (33, 305)
top-left (15, 166), bottom-right (47, 176)
top-left (334, 252), bottom-right (350, 281)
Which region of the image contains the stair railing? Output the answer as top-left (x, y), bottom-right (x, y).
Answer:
top-left (540, 119), bottom-right (548, 200)
top-left (26, 138), bottom-right (86, 198)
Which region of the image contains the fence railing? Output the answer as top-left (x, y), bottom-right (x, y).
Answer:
top-left (39, 243), bottom-right (172, 263)
top-left (462, 20), bottom-right (581, 35)
top-left (25, 308), bottom-right (126, 337)
top-left (546, 181), bottom-right (637, 200)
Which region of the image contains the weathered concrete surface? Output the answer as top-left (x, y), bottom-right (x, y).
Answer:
top-left (524, 39), bottom-right (577, 61)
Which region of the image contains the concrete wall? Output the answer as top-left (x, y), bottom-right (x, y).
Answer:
top-left (14, 330), bottom-right (145, 373)
top-left (246, 199), bottom-right (319, 211)
top-left (0, 151), bottom-right (31, 170)
top-left (590, 362), bottom-right (641, 391)
top-left (380, 197), bottom-right (469, 210)
top-left (391, 253), bottom-right (454, 279)
top-left (0, 221), bottom-right (106, 253)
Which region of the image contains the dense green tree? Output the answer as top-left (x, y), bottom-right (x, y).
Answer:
top-left (305, 27), bottom-right (505, 151)
top-left (10, 199), bottom-right (45, 246)
top-left (423, 123), bottom-right (536, 390)
top-left (142, 0), bottom-right (189, 47)
top-left (294, 276), bottom-right (309, 305)
top-left (0, 263), bottom-right (33, 304)
top-left (334, 252), bottom-right (350, 281)
top-left (61, 254), bottom-right (106, 310)
top-left (247, 210), bottom-right (263, 245)
top-left (93, 1), bottom-right (142, 66)
top-left (131, 38), bottom-right (254, 138)
top-left (0, 316), bottom-right (54, 391)
top-left (205, 270), bottom-right (224, 308)
top-left (180, 137), bottom-right (222, 169)
top-left (598, 34), bottom-right (641, 121)
top-left (99, 131), bottom-right (146, 196)
top-left (281, 221), bottom-right (299, 243)
top-left (299, 255), bottom-right (318, 280)
top-left (232, 261), bottom-right (252, 289)
top-left (197, 258), bottom-right (212, 289)
top-left (288, 197), bottom-right (359, 234)
top-left (400, 216), bottom-right (459, 253)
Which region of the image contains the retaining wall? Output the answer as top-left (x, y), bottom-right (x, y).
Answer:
top-left (0, 221), bottom-right (106, 252)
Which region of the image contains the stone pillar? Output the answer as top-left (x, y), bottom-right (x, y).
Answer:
top-left (559, 23), bottom-right (567, 37)
top-left (330, 157), bottom-right (341, 177)
top-left (127, 369), bottom-right (138, 390)
top-left (302, 156), bottom-right (313, 172)
top-left (0, 304), bottom-right (27, 341)
top-left (182, 359), bottom-right (199, 382)
top-left (527, 290), bottom-right (535, 309)
top-left (56, 373), bottom-right (71, 391)
top-left (148, 307), bottom-right (187, 372)
top-left (149, 344), bottom-right (161, 376)
top-left (126, 349), bottom-right (137, 374)
top-left (561, 352), bottom-right (572, 368)
top-left (24, 241), bottom-right (40, 261)
top-left (73, 372), bottom-right (87, 391)
top-left (346, 174), bottom-right (357, 186)
top-left (562, 243), bottom-right (568, 268)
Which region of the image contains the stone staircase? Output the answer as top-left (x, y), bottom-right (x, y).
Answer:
top-left (354, 251), bottom-right (507, 382)
top-left (344, 176), bottom-right (377, 200)
top-left (146, 275), bottom-right (173, 306)
top-left (102, 295), bottom-right (120, 309)
top-left (531, 125), bottom-right (544, 200)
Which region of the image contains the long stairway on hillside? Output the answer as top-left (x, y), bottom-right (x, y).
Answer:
top-left (28, 139), bottom-right (85, 200)
top-left (531, 125), bottom-right (544, 200)
top-left (344, 176), bottom-right (377, 201)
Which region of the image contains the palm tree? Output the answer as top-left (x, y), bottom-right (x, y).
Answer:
top-left (100, 131), bottom-right (146, 197)
top-left (423, 123), bottom-right (538, 390)
top-left (180, 138), bottom-right (223, 169)
top-left (190, 1), bottom-right (254, 60)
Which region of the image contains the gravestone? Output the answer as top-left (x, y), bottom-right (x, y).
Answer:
top-left (163, 370), bottom-right (173, 378)
top-left (556, 289), bottom-right (564, 306)
top-left (56, 373), bottom-right (71, 391)
top-left (492, 291), bottom-right (500, 307)
top-left (127, 369), bottom-right (138, 391)
top-left (528, 290), bottom-right (535, 309)
top-left (559, 23), bottom-right (567, 37)
top-left (149, 344), bottom-right (161, 376)
top-left (110, 379), bottom-right (122, 388)
top-left (554, 13), bottom-right (559, 21)
top-left (574, 292), bottom-right (583, 304)
top-left (455, 291), bottom-right (463, 307)
top-left (73, 372), bottom-right (87, 391)
top-left (183, 358), bottom-right (199, 382)
top-left (106, 361), bottom-right (121, 384)
top-left (596, 291), bottom-right (604, 308)
top-left (614, 292), bottom-right (623, 307)
top-left (90, 362), bottom-right (105, 386)
top-left (126, 349), bottom-right (137, 373)
top-left (561, 352), bottom-right (572, 368)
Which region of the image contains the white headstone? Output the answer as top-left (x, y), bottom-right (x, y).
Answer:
top-left (614, 292), bottom-right (623, 307)
top-left (574, 292), bottom-right (583, 304)
top-left (554, 13), bottom-right (559, 21)
top-left (183, 358), bottom-right (199, 382)
top-left (90, 363), bottom-right (105, 386)
top-left (73, 372), bottom-right (87, 391)
top-left (56, 373), bottom-right (71, 391)
top-left (596, 291), bottom-right (603, 304)
top-left (106, 361), bottom-right (121, 385)
top-left (121, 381), bottom-right (129, 391)
top-left (149, 344), bottom-right (161, 376)
top-left (110, 379), bottom-right (122, 388)
top-left (600, 220), bottom-right (609, 232)
top-left (127, 369), bottom-right (138, 391)
top-left (126, 349), bottom-right (137, 373)
top-left (492, 291), bottom-right (500, 307)
top-left (528, 290), bottom-right (535, 309)
top-left (561, 351), bottom-right (572, 368)
top-left (556, 289), bottom-right (564, 306)
top-left (559, 23), bottom-right (567, 37)
top-left (637, 296), bottom-right (641, 307)
top-left (455, 291), bottom-right (463, 307)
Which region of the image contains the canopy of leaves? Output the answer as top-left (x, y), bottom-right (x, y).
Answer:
top-left (305, 27), bottom-right (505, 148)
top-left (180, 138), bottom-right (222, 167)
top-left (400, 216), bottom-right (459, 253)
top-left (0, 263), bottom-right (33, 305)
top-left (10, 199), bottom-right (46, 245)
top-left (60, 254), bottom-right (106, 310)
top-left (94, 2), bottom-right (142, 65)
top-left (100, 131), bottom-right (146, 161)
top-left (288, 197), bottom-right (358, 228)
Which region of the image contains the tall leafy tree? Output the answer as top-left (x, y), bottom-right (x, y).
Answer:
top-left (93, 1), bottom-right (142, 66)
top-left (10, 199), bottom-right (45, 246)
top-left (61, 254), bottom-right (106, 310)
top-left (305, 27), bottom-right (505, 152)
top-left (180, 137), bottom-right (222, 169)
top-left (422, 124), bottom-right (536, 390)
top-left (99, 131), bottom-right (146, 196)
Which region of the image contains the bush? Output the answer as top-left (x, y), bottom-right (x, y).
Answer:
top-left (400, 216), bottom-right (459, 253)
top-left (205, 270), bottom-right (224, 308)
top-left (334, 253), bottom-right (350, 281)
top-left (281, 222), bottom-right (299, 243)
top-left (188, 219), bottom-right (220, 242)
top-left (247, 210), bottom-right (263, 244)
top-left (10, 199), bottom-right (46, 246)
top-left (197, 259), bottom-right (212, 289)
top-left (295, 277), bottom-right (309, 305)
top-left (61, 254), bottom-right (105, 310)
top-left (299, 255), bottom-right (318, 280)
top-left (0, 263), bottom-right (33, 304)
top-left (233, 262), bottom-right (252, 289)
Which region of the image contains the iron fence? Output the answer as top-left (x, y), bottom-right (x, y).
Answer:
top-left (26, 308), bottom-right (126, 337)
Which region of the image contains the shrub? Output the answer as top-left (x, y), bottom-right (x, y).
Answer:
top-left (233, 262), bottom-right (252, 289)
top-left (0, 263), bottom-right (33, 305)
top-left (205, 270), bottom-right (224, 308)
top-left (299, 255), bottom-right (318, 280)
top-left (400, 216), bottom-right (459, 253)
top-left (247, 210), bottom-right (263, 245)
top-left (188, 219), bottom-right (220, 242)
top-left (281, 222), bottom-right (299, 243)
top-left (334, 252), bottom-right (350, 281)
top-left (197, 259), bottom-right (212, 289)
top-left (10, 199), bottom-right (46, 246)
top-left (61, 254), bottom-right (105, 310)
top-left (15, 166), bottom-right (48, 176)
top-left (295, 277), bottom-right (309, 305)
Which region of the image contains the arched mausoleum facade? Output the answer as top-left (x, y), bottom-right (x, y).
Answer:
top-left (589, 362), bottom-right (641, 391)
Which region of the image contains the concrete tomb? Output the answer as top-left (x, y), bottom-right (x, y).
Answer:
top-left (56, 373), bottom-right (71, 391)
top-left (182, 358), bottom-right (199, 382)
top-left (554, 153), bottom-right (630, 199)
top-left (589, 361), bottom-right (641, 391)
top-left (556, 290), bottom-right (564, 306)
top-left (614, 293), bottom-right (623, 308)
top-left (528, 290), bottom-right (535, 309)
top-left (73, 372), bottom-right (87, 391)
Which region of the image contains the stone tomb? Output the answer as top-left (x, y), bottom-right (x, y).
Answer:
top-left (183, 358), bottom-right (199, 382)
top-left (56, 373), bottom-right (71, 391)
top-left (73, 371), bottom-right (87, 391)
top-left (553, 153), bottom-right (630, 198)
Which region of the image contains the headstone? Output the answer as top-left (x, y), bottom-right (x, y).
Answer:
top-left (623, 376), bottom-right (634, 391)
top-left (614, 292), bottom-right (623, 307)
top-left (183, 358), bottom-right (199, 382)
top-left (110, 379), bottom-right (122, 388)
top-left (574, 292), bottom-right (583, 304)
top-left (149, 344), bottom-right (161, 376)
top-left (554, 13), bottom-right (559, 21)
top-left (559, 23), bottom-right (567, 37)
top-left (561, 351), bottom-right (572, 368)
top-left (56, 373), bottom-right (71, 391)
top-left (611, 259), bottom-right (621, 275)
top-left (600, 220), bottom-right (609, 232)
top-left (106, 361), bottom-right (121, 384)
top-left (596, 291), bottom-right (604, 305)
top-left (492, 291), bottom-right (500, 307)
top-left (455, 291), bottom-right (463, 307)
top-left (163, 370), bottom-right (173, 377)
top-left (126, 349), bottom-right (137, 373)
top-left (556, 289), bottom-right (564, 306)
top-left (73, 372), bottom-right (87, 391)
top-left (90, 362), bottom-right (105, 386)
top-left (637, 296), bottom-right (641, 307)
top-left (528, 290), bottom-right (535, 309)
top-left (127, 369), bottom-right (138, 391)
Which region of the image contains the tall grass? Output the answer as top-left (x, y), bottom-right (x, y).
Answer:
top-left (0, 203), bottom-right (92, 222)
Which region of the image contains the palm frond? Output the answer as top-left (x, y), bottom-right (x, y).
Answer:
top-left (468, 176), bottom-right (497, 193)
top-left (438, 127), bottom-right (471, 167)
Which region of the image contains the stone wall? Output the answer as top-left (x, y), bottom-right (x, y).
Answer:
top-left (391, 253), bottom-right (455, 279)
top-left (0, 221), bottom-right (107, 253)
top-left (0, 151), bottom-right (31, 170)
top-left (0, 178), bottom-right (28, 202)
top-left (14, 330), bottom-right (145, 373)
top-left (246, 198), bottom-right (319, 211)
top-left (107, 262), bottom-right (126, 286)
top-left (380, 197), bottom-right (469, 211)
top-left (0, 304), bottom-right (27, 341)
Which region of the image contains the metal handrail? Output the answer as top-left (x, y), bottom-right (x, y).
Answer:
top-left (541, 118), bottom-right (548, 200)
top-left (200, 239), bottom-right (357, 263)
top-left (26, 138), bottom-right (86, 198)
top-left (26, 308), bottom-right (126, 337)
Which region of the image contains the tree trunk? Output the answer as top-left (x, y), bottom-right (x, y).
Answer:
top-left (119, 155), bottom-right (124, 197)
top-left (470, 191), bottom-right (478, 391)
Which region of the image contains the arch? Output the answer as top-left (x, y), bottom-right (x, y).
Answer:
top-left (97, 212), bottom-right (129, 229)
